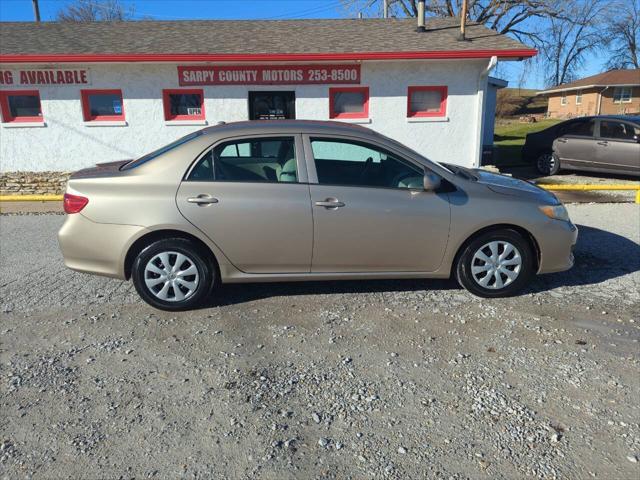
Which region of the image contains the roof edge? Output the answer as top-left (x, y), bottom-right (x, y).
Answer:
top-left (0, 49), bottom-right (537, 64)
top-left (537, 83), bottom-right (639, 95)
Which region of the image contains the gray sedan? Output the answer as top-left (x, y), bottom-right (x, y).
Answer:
top-left (545, 116), bottom-right (640, 177)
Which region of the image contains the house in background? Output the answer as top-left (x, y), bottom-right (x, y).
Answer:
top-left (537, 69), bottom-right (640, 118)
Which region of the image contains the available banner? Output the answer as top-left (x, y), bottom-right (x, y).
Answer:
top-left (0, 69), bottom-right (91, 86)
top-left (178, 64), bottom-right (361, 86)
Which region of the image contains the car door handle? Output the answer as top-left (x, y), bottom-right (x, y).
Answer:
top-left (557, 138), bottom-right (568, 143)
top-left (597, 141), bottom-right (608, 146)
top-left (187, 195), bottom-right (219, 205)
top-left (315, 198), bottom-right (345, 209)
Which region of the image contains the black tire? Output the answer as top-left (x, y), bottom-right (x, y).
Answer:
top-left (132, 238), bottom-right (216, 311)
top-left (455, 229), bottom-right (535, 298)
top-left (535, 152), bottom-right (561, 176)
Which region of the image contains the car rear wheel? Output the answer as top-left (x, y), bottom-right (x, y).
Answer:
top-left (536, 152), bottom-right (560, 176)
top-left (455, 229), bottom-right (535, 298)
top-left (132, 238), bottom-right (216, 311)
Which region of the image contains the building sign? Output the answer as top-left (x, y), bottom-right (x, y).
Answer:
top-left (178, 64), bottom-right (361, 86)
top-left (0, 69), bottom-right (90, 86)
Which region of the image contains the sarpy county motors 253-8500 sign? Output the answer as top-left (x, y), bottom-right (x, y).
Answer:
top-left (178, 64), bottom-right (361, 86)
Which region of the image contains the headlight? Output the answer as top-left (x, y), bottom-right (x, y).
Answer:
top-left (539, 204), bottom-right (570, 222)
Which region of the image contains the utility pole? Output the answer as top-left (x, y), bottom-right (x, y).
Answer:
top-left (32, 0), bottom-right (41, 22)
top-left (383, 0), bottom-right (389, 18)
top-left (458, 0), bottom-right (468, 41)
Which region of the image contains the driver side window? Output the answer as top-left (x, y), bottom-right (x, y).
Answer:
top-left (310, 138), bottom-right (423, 189)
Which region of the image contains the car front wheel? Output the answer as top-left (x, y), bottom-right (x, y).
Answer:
top-left (132, 238), bottom-right (216, 311)
top-left (456, 229), bottom-right (535, 298)
top-left (536, 152), bottom-right (560, 176)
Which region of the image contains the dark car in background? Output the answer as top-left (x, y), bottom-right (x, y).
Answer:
top-left (522, 115), bottom-right (640, 177)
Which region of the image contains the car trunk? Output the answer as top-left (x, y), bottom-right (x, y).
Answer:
top-left (69, 160), bottom-right (131, 180)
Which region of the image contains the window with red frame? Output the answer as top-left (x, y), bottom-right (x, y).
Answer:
top-left (407, 86), bottom-right (447, 118)
top-left (329, 87), bottom-right (369, 119)
top-left (0, 90), bottom-right (43, 123)
top-left (81, 89), bottom-right (125, 122)
top-left (162, 89), bottom-right (205, 121)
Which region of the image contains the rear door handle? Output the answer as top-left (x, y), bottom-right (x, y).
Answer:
top-left (597, 141), bottom-right (608, 146)
top-left (315, 198), bottom-right (345, 209)
top-left (187, 195), bottom-right (219, 205)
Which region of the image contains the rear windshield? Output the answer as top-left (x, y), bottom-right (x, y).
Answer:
top-left (121, 130), bottom-right (204, 170)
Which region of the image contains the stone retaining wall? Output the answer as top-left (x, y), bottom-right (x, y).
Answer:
top-left (0, 172), bottom-right (70, 195)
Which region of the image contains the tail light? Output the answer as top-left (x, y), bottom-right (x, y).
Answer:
top-left (63, 193), bottom-right (89, 214)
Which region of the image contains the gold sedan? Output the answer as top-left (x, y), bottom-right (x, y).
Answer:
top-left (59, 121), bottom-right (577, 310)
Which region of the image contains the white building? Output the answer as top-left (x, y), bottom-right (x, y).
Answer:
top-left (0, 18), bottom-right (534, 176)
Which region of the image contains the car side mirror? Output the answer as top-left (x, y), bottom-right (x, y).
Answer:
top-left (423, 170), bottom-right (442, 191)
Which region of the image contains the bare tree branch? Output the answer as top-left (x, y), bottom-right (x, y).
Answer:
top-left (537, 0), bottom-right (605, 86)
top-left (340, 0), bottom-right (562, 44)
top-left (602, 0), bottom-right (640, 69)
top-left (56, 0), bottom-right (136, 22)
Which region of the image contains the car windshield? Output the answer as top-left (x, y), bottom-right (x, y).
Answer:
top-left (121, 130), bottom-right (204, 170)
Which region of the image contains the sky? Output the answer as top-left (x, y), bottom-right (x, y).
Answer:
top-left (0, 0), bottom-right (609, 89)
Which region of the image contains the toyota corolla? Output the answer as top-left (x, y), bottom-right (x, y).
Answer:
top-left (58, 120), bottom-right (577, 310)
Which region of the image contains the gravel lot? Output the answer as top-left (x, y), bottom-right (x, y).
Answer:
top-left (1, 204), bottom-right (639, 479)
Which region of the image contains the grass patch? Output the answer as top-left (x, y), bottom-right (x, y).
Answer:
top-left (493, 118), bottom-right (563, 165)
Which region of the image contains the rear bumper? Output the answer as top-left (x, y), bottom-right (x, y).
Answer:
top-left (537, 220), bottom-right (578, 274)
top-left (58, 213), bottom-right (147, 279)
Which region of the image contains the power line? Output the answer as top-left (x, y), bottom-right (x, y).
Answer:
top-left (262, 0), bottom-right (345, 20)
top-left (41, 0), bottom-right (346, 21)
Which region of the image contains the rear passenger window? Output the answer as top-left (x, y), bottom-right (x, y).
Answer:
top-left (187, 137), bottom-right (297, 183)
top-left (561, 119), bottom-right (594, 137)
top-left (600, 121), bottom-right (638, 140)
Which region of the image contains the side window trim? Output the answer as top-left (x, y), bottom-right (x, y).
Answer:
top-left (184, 133), bottom-right (308, 183)
top-left (303, 134), bottom-right (426, 190)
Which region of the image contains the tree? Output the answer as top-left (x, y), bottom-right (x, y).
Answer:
top-left (538, 0), bottom-right (605, 87)
top-left (603, 0), bottom-right (640, 69)
top-left (340, 0), bottom-right (562, 43)
top-left (56, 0), bottom-right (135, 22)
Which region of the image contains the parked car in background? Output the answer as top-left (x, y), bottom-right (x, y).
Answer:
top-left (522, 115), bottom-right (640, 177)
top-left (58, 121), bottom-right (577, 310)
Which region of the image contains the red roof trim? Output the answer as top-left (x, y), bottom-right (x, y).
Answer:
top-left (0, 49), bottom-right (537, 64)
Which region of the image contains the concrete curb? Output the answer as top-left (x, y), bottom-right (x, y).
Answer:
top-left (0, 194), bottom-right (63, 202)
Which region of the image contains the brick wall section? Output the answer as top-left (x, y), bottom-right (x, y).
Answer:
top-left (0, 172), bottom-right (70, 195)
top-left (600, 87), bottom-right (640, 115)
top-left (547, 90), bottom-right (599, 118)
top-left (546, 87), bottom-right (640, 118)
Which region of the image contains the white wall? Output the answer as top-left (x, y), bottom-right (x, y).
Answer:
top-left (0, 60), bottom-right (487, 172)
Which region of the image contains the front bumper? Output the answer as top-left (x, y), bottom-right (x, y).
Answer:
top-left (58, 213), bottom-right (147, 279)
top-left (537, 220), bottom-right (578, 274)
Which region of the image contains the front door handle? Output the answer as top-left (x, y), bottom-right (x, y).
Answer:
top-left (187, 195), bottom-right (219, 205)
top-left (597, 141), bottom-right (608, 146)
top-left (315, 198), bottom-right (345, 209)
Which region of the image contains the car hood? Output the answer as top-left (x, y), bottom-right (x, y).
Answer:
top-left (473, 169), bottom-right (560, 204)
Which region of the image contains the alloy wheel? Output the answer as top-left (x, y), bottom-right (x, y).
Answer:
top-left (537, 153), bottom-right (555, 175)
